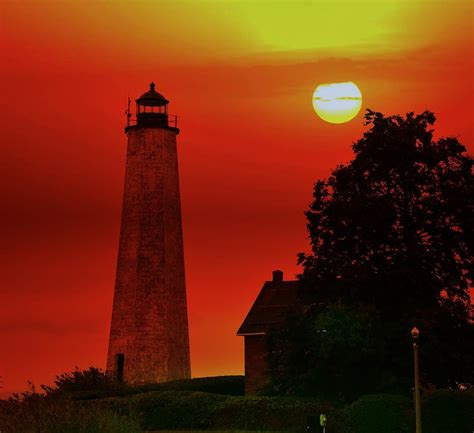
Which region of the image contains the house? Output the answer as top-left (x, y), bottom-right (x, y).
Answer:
top-left (237, 270), bottom-right (301, 394)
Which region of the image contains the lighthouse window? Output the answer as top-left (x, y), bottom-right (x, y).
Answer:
top-left (116, 353), bottom-right (125, 382)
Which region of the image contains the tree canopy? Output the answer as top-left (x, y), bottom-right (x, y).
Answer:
top-left (266, 110), bottom-right (473, 399)
top-left (299, 110), bottom-right (473, 316)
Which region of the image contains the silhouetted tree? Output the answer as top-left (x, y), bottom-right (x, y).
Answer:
top-left (300, 110), bottom-right (473, 314)
top-left (266, 110), bottom-right (473, 399)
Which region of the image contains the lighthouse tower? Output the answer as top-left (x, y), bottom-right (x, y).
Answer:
top-left (106, 83), bottom-right (191, 384)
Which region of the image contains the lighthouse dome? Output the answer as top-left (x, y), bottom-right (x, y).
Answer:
top-left (136, 82), bottom-right (169, 107)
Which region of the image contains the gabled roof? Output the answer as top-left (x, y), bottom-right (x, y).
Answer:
top-left (237, 270), bottom-right (301, 336)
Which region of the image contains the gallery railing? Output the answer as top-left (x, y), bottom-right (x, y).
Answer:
top-left (126, 113), bottom-right (178, 129)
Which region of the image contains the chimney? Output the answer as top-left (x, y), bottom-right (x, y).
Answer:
top-left (272, 270), bottom-right (284, 282)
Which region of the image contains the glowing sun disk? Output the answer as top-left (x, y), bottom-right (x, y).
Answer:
top-left (312, 82), bottom-right (362, 124)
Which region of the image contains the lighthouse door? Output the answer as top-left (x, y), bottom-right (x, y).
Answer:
top-left (116, 353), bottom-right (125, 382)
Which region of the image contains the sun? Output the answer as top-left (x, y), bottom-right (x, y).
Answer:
top-left (312, 82), bottom-right (362, 124)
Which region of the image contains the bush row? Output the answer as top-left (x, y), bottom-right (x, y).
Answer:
top-left (96, 390), bottom-right (332, 431)
top-left (2, 386), bottom-right (472, 433)
top-left (95, 388), bottom-right (473, 433)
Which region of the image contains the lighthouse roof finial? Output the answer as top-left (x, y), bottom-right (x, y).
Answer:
top-left (136, 81), bottom-right (169, 107)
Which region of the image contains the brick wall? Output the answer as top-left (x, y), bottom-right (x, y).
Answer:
top-left (244, 335), bottom-right (269, 395)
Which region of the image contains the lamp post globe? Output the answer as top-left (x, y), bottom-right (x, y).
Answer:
top-left (411, 326), bottom-right (420, 340)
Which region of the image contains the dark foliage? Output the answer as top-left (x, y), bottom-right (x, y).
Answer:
top-left (422, 389), bottom-right (474, 433)
top-left (338, 394), bottom-right (412, 433)
top-left (267, 110), bottom-right (474, 398)
top-left (95, 388), bottom-right (474, 432)
top-left (299, 110), bottom-right (473, 314)
top-left (0, 383), bottom-right (139, 433)
top-left (0, 374), bottom-right (243, 432)
top-left (3, 376), bottom-right (472, 432)
top-left (97, 390), bottom-right (332, 431)
top-left (264, 304), bottom-right (410, 401)
top-left (56, 373), bottom-right (245, 400)
top-left (41, 366), bottom-right (124, 397)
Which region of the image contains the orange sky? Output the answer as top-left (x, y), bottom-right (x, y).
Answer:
top-left (1, 0), bottom-right (473, 397)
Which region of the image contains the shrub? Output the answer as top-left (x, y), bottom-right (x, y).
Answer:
top-left (339, 394), bottom-right (412, 433)
top-left (42, 367), bottom-right (124, 398)
top-left (422, 389), bottom-right (474, 433)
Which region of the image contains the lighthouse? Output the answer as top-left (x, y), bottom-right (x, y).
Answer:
top-left (106, 83), bottom-right (191, 384)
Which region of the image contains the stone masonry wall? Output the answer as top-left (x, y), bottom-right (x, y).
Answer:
top-left (106, 126), bottom-right (191, 384)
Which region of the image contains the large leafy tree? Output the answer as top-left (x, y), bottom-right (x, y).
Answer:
top-left (267, 111), bottom-right (473, 399)
top-left (300, 110), bottom-right (473, 315)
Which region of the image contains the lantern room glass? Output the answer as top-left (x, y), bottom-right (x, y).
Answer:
top-left (137, 104), bottom-right (168, 114)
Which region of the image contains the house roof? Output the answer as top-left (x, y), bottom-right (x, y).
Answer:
top-left (237, 270), bottom-right (301, 336)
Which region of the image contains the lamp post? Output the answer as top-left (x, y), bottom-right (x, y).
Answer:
top-left (411, 326), bottom-right (422, 433)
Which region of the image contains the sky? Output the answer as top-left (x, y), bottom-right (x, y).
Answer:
top-left (0, 0), bottom-right (473, 397)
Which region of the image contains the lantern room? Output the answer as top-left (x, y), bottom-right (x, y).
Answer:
top-left (125, 82), bottom-right (179, 132)
top-left (135, 82), bottom-right (169, 128)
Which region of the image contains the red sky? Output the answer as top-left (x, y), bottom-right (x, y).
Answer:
top-left (1, 0), bottom-right (473, 397)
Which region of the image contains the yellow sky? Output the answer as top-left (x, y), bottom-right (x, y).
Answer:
top-left (4, 0), bottom-right (473, 70)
